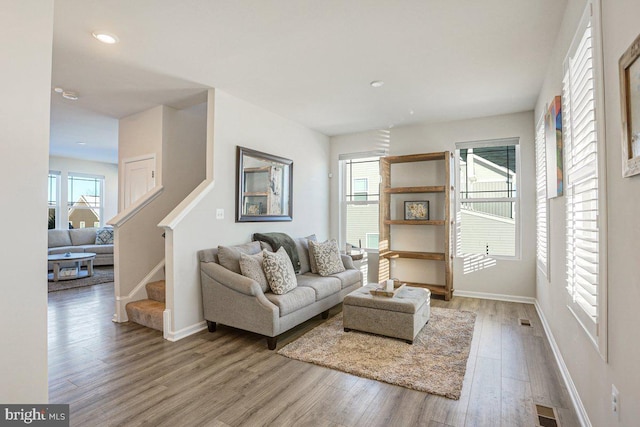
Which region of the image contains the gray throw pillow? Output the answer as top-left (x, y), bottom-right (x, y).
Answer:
top-left (263, 247), bottom-right (297, 295)
top-left (217, 241), bottom-right (262, 274)
top-left (239, 252), bottom-right (269, 292)
top-left (306, 235), bottom-right (319, 274)
top-left (309, 239), bottom-right (345, 277)
top-left (295, 234), bottom-right (316, 275)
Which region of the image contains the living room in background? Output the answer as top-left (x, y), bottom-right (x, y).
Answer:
top-left (67, 173), bottom-right (104, 229)
top-left (562, 0), bottom-right (607, 358)
top-left (455, 138), bottom-right (520, 259)
top-left (535, 117), bottom-right (549, 276)
top-left (339, 151), bottom-right (384, 251)
top-left (48, 171), bottom-right (61, 229)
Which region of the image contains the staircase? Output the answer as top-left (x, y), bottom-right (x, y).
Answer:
top-left (125, 280), bottom-right (165, 331)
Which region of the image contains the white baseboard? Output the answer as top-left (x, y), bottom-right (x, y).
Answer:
top-left (164, 319), bottom-right (208, 342)
top-left (534, 301), bottom-right (591, 427)
top-left (454, 290), bottom-right (536, 304)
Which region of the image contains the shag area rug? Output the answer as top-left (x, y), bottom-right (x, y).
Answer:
top-left (48, 266), bottom-right (114, 292)
top-left (278, 307), bottom-right (476, 399)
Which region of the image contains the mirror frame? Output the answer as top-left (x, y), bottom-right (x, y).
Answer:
top-left (236, 146), bottom-right (293, 222)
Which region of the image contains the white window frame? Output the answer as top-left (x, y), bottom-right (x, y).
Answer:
top-left (535, 117), bottom-right (549, 276)
top-left (67, 172), bottom-right (105, 228)
top-left (339, 150), bottom-right (386, 252)
top-left (48, 171), bottom-right (61, 229)
top-left (562, 0), bottom-right (607, 359)
top-left (455, 138), bottom-right (521, 260)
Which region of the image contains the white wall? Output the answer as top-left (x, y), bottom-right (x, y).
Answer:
top-left (535, 0), bottom-right (640, 425)
top-left (118, 105), bottom-right (164, 211)
top-left (330, 111), bottom-right (536, 298)
top-left (0, 0), bottom-right (53, 403)
top-left (49, 156), bottom-right (118, 225)
top-left (167, 89), bottom-right (330, 336)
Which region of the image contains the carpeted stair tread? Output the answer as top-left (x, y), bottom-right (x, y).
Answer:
top-left (146, 280), bottom-right (166, 303)
top-left (126, 299), bottom-right (164, 331)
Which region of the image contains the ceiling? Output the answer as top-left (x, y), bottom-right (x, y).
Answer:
top-left (50, 0), bottom-right (567, 164)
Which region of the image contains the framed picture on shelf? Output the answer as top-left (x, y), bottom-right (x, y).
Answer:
top-left (620, 32), bottom-right (640, 177)
top-left (404, 201), bottom-right (429, 220)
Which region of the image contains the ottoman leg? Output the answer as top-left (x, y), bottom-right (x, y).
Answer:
top-left (406, 339), bottom-right (413, 345)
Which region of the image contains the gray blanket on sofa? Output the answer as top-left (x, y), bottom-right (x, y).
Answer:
top-left (253, 232), bottom-right (301, 273)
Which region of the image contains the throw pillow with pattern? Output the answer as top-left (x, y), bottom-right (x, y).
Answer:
top-left (309, 239), bottom-right (345, 277)
top-left (262, 247), bottom-right (297, 294)
top-left (95, 227), bottom-right (114, 245)
top-left (239, 252), bottom-right (269, 293)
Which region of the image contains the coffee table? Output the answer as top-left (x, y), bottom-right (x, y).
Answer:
top-left (48, 252), bottom-right (96, 282)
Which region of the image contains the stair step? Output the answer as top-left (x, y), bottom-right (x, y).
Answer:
top-left (146, 280), bottom-right (166, 303)
top-left (126, 299), bottom-right (165, 331)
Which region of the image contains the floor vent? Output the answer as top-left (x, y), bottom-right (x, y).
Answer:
top-left (519, 318), bottom-right (532, 327)
top-left (535, 404), bottom-right (559, 427)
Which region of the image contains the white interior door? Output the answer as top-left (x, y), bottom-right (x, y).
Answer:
top-left (124, 157), bottom-right (155, 209)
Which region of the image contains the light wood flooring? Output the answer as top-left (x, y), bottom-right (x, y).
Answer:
top-left (48, 283), bottom-right (580, 426)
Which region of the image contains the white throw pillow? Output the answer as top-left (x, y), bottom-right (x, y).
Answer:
top-left (239, 252), bottom-right (269, 292)
top-left (263, 247), bottom-right (297, 294)
top-left (309, 239), bottom-right (346, 277)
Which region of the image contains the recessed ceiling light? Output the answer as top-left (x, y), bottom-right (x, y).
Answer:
top-left (53, 87), bottom-right (63, 93)
top-left (409, 109), bottom-right (415, 115)
top-left (77, 142), bottom-right (87, 146)
top-left (62, 90), bottom-right (79, 101)
top-left (370, 80), bottom-right (384, 88)
top-left (92, 31), bottom-right (119, 44)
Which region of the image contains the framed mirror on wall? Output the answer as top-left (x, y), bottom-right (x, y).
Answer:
top-left (236, 146), bottom-right (293, 222)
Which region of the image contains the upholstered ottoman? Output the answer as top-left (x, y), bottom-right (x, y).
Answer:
top-left (343, 284), bottom-right (431, 344)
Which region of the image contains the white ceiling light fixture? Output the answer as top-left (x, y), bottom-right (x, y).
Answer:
top-left (62, 90), bottom-right (79, 101)
top-left (76, 141), bottom-right (87, 145)
top-left (92, 31), bottom-right (119, 44)
top-left (370, 80), bottom-right (384, 88)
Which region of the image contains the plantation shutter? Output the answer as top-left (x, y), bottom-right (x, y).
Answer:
top-left (563, 15), bottom-right (600, 338)
top-left (535, 118), bottom-right (548, 274)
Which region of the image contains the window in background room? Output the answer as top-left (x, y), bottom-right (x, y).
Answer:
top-left (340, 151), bottom-right (385, 251)
top-left (535, 117), bottom-right (549, 275)
top-left (562, 0), bottom-right (607, 357)
top-left (68, 173), bottom-right (104, 229)
top-left (455, 139), bottom-right (520, 259)
top-left (48, 171), bottom-right (61, 229)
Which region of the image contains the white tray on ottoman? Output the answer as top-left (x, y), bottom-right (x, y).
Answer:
top-left (343, 283), bottom-right (431, 344)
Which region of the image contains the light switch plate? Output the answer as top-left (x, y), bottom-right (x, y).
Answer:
top-left (216, 208), bottom-right (224, 219)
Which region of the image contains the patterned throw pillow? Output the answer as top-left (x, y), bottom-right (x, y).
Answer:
top-left (262, 247), bottom-right (297, 295)
top-left (309, 239), bottom-right (345, 277)
top-left (239, 252), bottom-right (269, 293)
top-left (95, 228), bottom-right (114, 245)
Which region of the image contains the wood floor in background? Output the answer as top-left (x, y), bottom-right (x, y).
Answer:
top-left (48, 283), bottom-right (580, 427)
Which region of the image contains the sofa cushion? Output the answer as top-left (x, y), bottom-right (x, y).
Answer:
top-left (330, 269), bottom-right (361, 289)
top-left (48, 229), bottom-right (72, 248)
top-left (297, 274), bottom-right (341, 301)
top-left (263, 247), bottom-right (297, 295)
top-left (95, 227), bottom-right (114, 245)
top-left (309, 239), bottom-right (345, 277)
top-left (80, 244), bottom-right (113, 255)
top-left (69, 227), bottom-right (99, 246)
top-left (294, 234), bottom-right (316, 275)
top-left (217, 241), bottom-right (262, 274)
top-left (239, 252), bottom-right (269, 293)
top-left (264, 286), bottom-right (315, 316)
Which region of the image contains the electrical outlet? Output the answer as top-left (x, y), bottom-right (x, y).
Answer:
top-left (612, 384), bottom-right (619, 418)
top-left (216, 208), bottom-right (224, 220)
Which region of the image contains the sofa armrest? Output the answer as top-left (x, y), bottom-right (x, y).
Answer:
top-left (341, 254), bottom-right (356, 270)
top-left (200, 262), bottom-right (263, 296)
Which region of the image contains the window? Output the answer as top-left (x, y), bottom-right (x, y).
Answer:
top-left (340, 151), bottom-right (385, 250)
top-left (535, 118), bottom-right (549, 274)
top-left (562, 0), bottom-right (607, 356)
top-left (48, 172), bottom-right (61, 229)
top-left (68, 173), bottom-right (104, 229)
top-left (455, 139), bottom-right (520, 258)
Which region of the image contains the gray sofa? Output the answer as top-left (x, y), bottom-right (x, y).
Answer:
top-left (48, 227), bottom-right (114, 269)
top-left (199, 237), bottom-right (362, 349)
